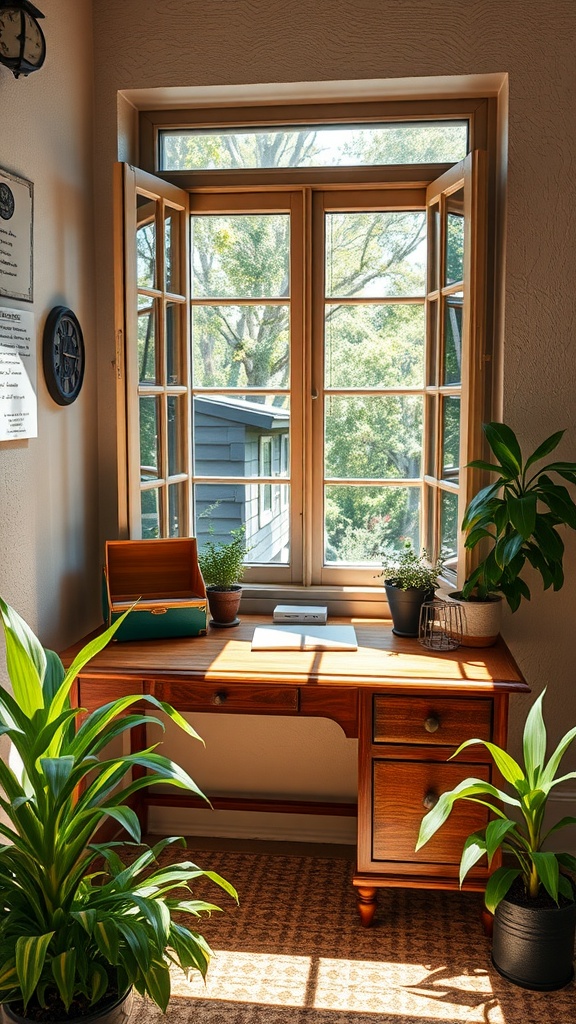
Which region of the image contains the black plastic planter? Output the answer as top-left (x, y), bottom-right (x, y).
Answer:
top-left (384, 584), bottom-right (433, 638)
top-left (1, 990), bottom-right (133, 1024)
top-left (492, 896), bottom-right (576, 990)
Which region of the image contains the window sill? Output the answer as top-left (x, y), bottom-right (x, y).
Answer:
top-left (240, 583), bottom-right (390, 620)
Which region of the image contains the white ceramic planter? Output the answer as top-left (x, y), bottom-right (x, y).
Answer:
top-left (436, 589), bottom-right (503, 647)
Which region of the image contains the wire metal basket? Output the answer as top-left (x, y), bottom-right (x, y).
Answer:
top-left (418, 598), bottom-right (462, 651)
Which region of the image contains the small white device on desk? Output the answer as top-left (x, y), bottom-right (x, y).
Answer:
top-left (273, 604), bottom-right (328, 624)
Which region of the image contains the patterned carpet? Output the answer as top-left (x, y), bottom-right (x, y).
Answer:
top-left (134, 845), bottom-right (575, 1024)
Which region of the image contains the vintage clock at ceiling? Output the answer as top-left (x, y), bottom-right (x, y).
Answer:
top-left (0, 1), bottom-right (45, 79)
top-left (42, 306), bottom-right (85, 406)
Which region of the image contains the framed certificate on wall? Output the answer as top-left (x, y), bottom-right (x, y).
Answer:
top-left (0, 168), bottom-right (33, 302)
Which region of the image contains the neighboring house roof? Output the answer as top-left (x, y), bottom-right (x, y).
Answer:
top-left (195, 394), bottom-right (289, 431)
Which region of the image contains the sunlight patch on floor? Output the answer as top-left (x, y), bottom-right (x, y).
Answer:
top-left (169, 950), bottom-right (505, 1021)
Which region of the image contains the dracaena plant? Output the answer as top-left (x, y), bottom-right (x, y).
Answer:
top-left (0, 598), bottom-right (237, 1020)
top-left (461, 422), bottom-right (576, 610)
top-left (416, 688), bottom-right (576, 913)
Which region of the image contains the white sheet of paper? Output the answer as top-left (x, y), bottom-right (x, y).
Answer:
top-left (251, 624), bottom-right (358, 651)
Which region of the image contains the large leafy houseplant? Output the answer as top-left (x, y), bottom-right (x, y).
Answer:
top-left (416, 688), bottom-right (576, 914)
top-left (0, 598), bottom-right (237, 1022)
top-left (461, 422), bottom-right (576, 611)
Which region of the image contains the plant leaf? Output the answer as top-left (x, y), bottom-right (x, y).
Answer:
top-left (15, 933), bottom-right (55, 1009)
top-left (507, 494), bottom-right (537, 540)
top-left (484, 866), bottom-right (521, 913)
top-left (524, 430), bottom-right (564, 470)
top-left (531, 851), bottom-right (559, 902)
top-left (459, 831), bottom-right (486, 885)
top-left (484, 422), bottom-right (523, 476)
top-left (485, 819), bottom-right (517, 864)
top-left (51, 950), bottom-right (77, 1011)
top-left (522, 689), bottom-right (547, 787)
top-left (0, 599), bottom-right (45, 717)
top-left (540, 725), bottom-right (576, 788)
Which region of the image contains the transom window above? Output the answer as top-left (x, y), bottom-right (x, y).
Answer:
top-left (159, 121), bottom-right (469, 171)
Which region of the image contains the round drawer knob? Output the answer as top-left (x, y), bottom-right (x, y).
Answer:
top-left (424, 714), bottom-right (440, 733)
top-left (212, 690), bottom-right (228, 706)
top-left (423, 790), bottom-right (439, 811)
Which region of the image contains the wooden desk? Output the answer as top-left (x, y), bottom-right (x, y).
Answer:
top-left (64, 615), bottom-right (528, 925)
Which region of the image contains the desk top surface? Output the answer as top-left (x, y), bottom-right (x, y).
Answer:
top-left (62, 616), bottom-right (528, 694)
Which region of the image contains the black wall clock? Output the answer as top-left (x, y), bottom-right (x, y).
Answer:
top-left (43, 306), bottom-right (85, 406)
top-left (0, 1), bottom-right (46, 79)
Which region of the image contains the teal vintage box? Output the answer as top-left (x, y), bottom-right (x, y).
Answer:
top-left (102, 538), bottom-right (207, 641)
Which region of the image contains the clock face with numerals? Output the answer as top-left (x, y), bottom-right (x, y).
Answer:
top-left (43, 306), bottom-right (85, 406)
top-left (0, 5), bottom-right (46, 77)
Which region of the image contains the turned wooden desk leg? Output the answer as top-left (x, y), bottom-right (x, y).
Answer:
top-left (356, 885), bottom-right (377, 927)
top-left (131, 720), bottom-right (148, 836)
top-left (481, 907), bottom-right (493, 937)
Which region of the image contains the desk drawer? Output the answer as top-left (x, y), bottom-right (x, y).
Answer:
top-left (372, 758), bottom-right (491, 864)
top-left (373, 695), bottom-right (492, 746)
top-left (155, 681), bottom-right (299, 713)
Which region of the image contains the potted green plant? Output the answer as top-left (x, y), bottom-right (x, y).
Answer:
top-left (442, 422), bottom-right (576, 646)
top-left (379, 541), bottom-right (444, 638)
top-left (0, 597), bottom-right (237, 1024)
top-left (198, 526), bottom-right (248, 628)
top-left (416, 688), bottom-right (576, 990)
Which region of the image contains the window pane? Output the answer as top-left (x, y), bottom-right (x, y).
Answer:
top-left (194, 396), bottom-right (289, 478)
top-left (192, 305), bottom-right (289, 388)
top-left (141, 488), bottom-right (160, 539)
top-left (442, 396), bottom-right (460, 483)
top-left (138, 302), bottom-right (156, 383)
top-left (164, 208), bottom-right (180, 293)
top-left (191, 215), bottom-right (289, 298)
top-left (444, 295), bottom-right (463, 385)
top-left (167, 395), bottom-right (185, 476)
top-left (325, 485), bottom-right (420, 564)
top-left (160, 121), bottom-right (468, 170)
top-left (195, 482), bottom-right (289, 564)
top-left (445, 188), bottom-right (464, 286)
top-left (325, 212), bottom-right (426, 298)
top-left (168, 482), bottom-right (187, 537)
top-left (325, 396), bottom-right (422, 479)
top-left (137, 196), bottom-right (156, 290)
top-left (325, 303), bottom-right (424, 388)
top-left (139, 397), bottom-right (159, 479)
top-left (166, 302), bottom-right (184, 385)
top-left (440, 489), bottom-right (458, 571)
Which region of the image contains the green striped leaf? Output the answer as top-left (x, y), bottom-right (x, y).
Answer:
top-left (0, 599), bottom-right (45, 717)
top-left (485, 819), bottom-right (517, 863)
top-left (88, 964), bottom-right (109, 1006)
top-left (142, 961), bottom-right (171, 1013)
top-left (15, 932), bottom-right (54, 1009)
top-left (51, 950), bottom-right (77, 1011)
top-left (94, 920), bottom-right (119, 965)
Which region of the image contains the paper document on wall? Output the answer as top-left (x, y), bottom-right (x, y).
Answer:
top-left (251, 625), bottom-right (358, 651)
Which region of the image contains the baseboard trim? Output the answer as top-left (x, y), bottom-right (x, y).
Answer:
top-left (147, 807), bottom-right (357, 845)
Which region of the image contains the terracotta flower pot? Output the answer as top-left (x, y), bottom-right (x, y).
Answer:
top-left (206, 584), bottom-right (242, 627)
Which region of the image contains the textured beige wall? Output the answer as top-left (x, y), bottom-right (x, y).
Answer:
top-left (88, 0), bottom-right (576, 839)
top-left (0, 0), bottom-right (99, 651)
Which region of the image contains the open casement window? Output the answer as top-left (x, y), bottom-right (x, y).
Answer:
top-left (118, 166), bottom-right (192, 539)
top-left (423, 152), bottom-right (486, 589)
top-left (117, 152), bottom-right (487, 591)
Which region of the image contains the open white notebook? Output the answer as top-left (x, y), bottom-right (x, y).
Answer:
top-left (251, 624), bottom-right (358, 652)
